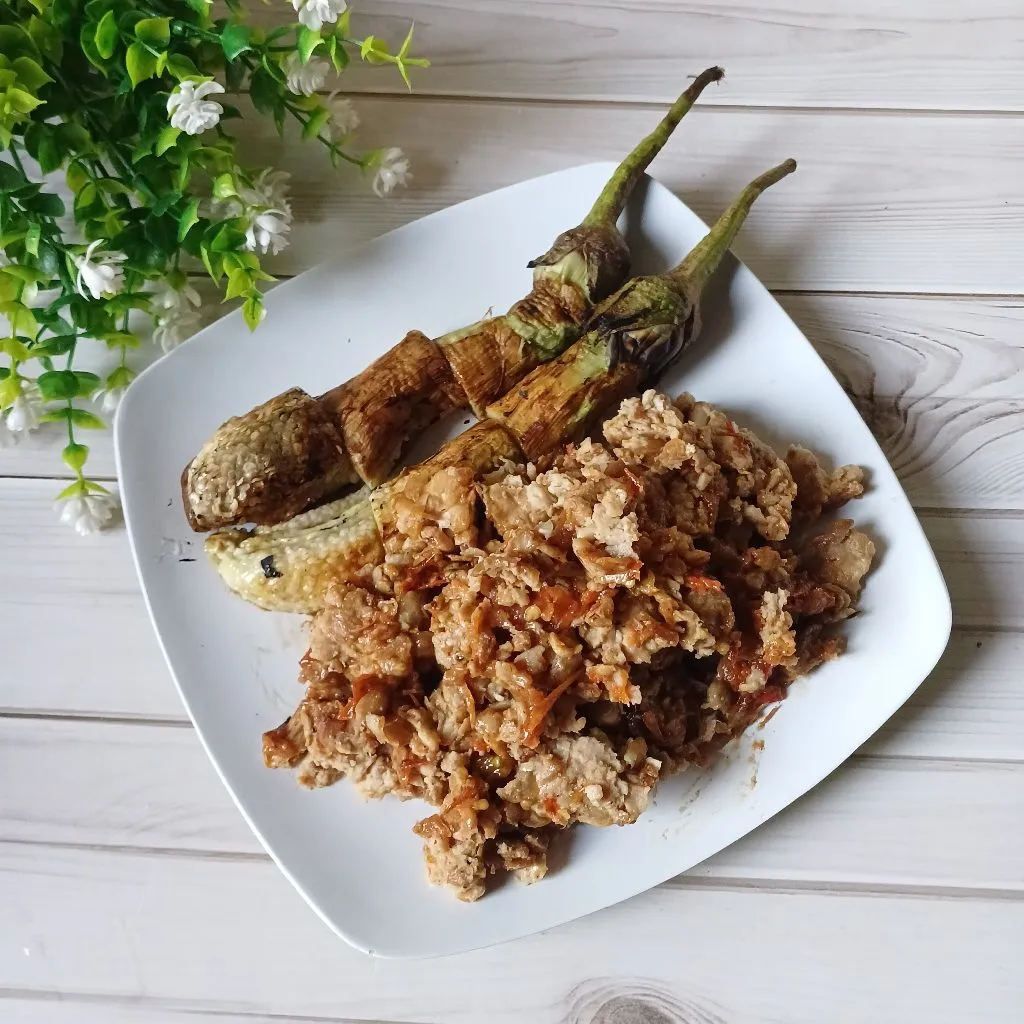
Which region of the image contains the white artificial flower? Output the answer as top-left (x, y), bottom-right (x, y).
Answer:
top-left (234, 167), bottom-right (293, 255)
top-left (372, 147), bottom-right (411, 197)
top-left (154, 307), bottom-right (201, 353)
top-left (291, 0), bottom-right (346, 31)
top-left (152, 278), bottom-right (202, 314)
top-left (151, 279), bottom-right (203, 353)
top-left (0, 414), bottom-right (18, 447)
top-left (324, 91), bottom-right (359, 141)
top-left (167, 79), bottom-right (225, 136)
top-left (245, 209), bottom-right (291, 255)
top-left (241, 168), bottom-right (292, 217)
top-left (56, 491), bottom-right (120, 536)
top-left (4, 380), bottom-right (43, 434)
top-left (73, 240), bottom-right (126, 300)
top-left (93, 385), bottom-right (128, 414)
top-left (284, 52), bottom-right (328, 96)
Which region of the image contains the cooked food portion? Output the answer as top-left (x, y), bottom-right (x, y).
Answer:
top-left (207, 158), bottom-right (797, 614)
top-left (264, 390), bottom-right (874, 900)
top-left (181, 388), bottom-right (358, 533)
top-left (181, 67), bottom-right (725, 532)
top-left (205, 489), bottom-right (383, 614)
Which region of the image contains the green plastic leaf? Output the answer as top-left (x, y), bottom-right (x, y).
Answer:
top-left (25, 192), bottom-right (66, 218)
top-left (0, 303), bottom-right (38, 340)
top-left (224, 55), bottom-right (246, 92)
top-left (224, 267), bottom-right (249, 300)
top-left (155, 125), bottom-right (180, 156)
top-left (94, 9), bottom-right (119, 59)
top-left (177, 197), bottom-right (200, 241)
top-left (326, 35), bottom-right (350, 73)
top-left (0, 334), bottom-right (32, 360)
top-left (28, 14), bottom-right (62, 61)
top-left (6, 88), bottom-right (43, 114)
top-left (185, 0), bottom-right (212, 15)
top-left (37, 369), bottom-right (80, 400)
top-left (63, 442), bottom-right (89, 473)
top-left (155, 50), bottom-right (168, 76)
top-left (134, 16), bottom-right (170, 49)
top-left (151, 189), bottom-right (182, 216)
top-left (54, 478), bottom-right (86, 500)
top-left (220, 23), bottom-right (252, 61)
top-left (69, 407), bottom-right (106, 429)
top-left (126, 41), bottom-right (159, 87)
top-left (35, 241), bottom-right (59, 276)
top-left (73, 370), bottom-right (101, 397)
top-left (94, 177), bottom-right (131, 197)
top-left (0, 162), bottom-right (26, 190)
top-left (24, 223), bottom-right (41, 257)
top-left (79, 24), bottom-right (108, 72)
top-left (298, 26), bottom-right (323, 63)
top-left (359, 35), bottom-right (390, 64)
top-left (100, 331), bottom-right (139, 349)
top-left (37, 133), bottom-right (64, 174)
top-left (302, 105), bottom-right (330, 140)
top-left (199, 243), bottom-right (222, 282)
top-left (211, 172), bottom-right (237, 199)
top-left (242, 293), bottom-right (265, 331)
top-left (166, 53), bottom-right (200, 81)
top-left (12, 55), bottom-right (53, 90)
top-left (248, 67), bottom-right (279, 117)
top-left (208, 222), bottom-right (246, 253)
top-left (1, 265), bottom-right (46, 284)
top-left (0, 26), bottom-right (39, 62)
top-left (33, 333), bottom-right (76, 357)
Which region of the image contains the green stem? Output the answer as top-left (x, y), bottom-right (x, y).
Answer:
top-left (583, 66), bottom-right (724, 228)
top-left (669, 158), bottom-right (797, 295)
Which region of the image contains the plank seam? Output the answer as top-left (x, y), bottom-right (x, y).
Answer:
top-left (2, 837), bottom-right (1020, 904)
top-left (0, 988), bottom-right (412, 1024)
top-left (306, 87), bottom-right (1024, 121)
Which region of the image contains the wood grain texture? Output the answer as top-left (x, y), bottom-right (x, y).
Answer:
top-left (0, 999), bottom-right (400, 1024)
top-left (4, 296), bottom-right (1024, 512)
top-left (2, 843), bottom-right (1021, 1023)
top-left (1, 717), bottom-right (1021, 892)
top-left (259, 0), bottom-right (1024, 112)
top-left (228, 99), bottom-right (1024, 293)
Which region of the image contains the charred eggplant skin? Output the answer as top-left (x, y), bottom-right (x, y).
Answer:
top-left (181, 68), bottom-right (725, 533)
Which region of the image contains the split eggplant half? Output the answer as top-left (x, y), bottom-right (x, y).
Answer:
top-left (206, 159), bottom-right (798, 612)
top-left (181, 67), bottom-right (725, 532)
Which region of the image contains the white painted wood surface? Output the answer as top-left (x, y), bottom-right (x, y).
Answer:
top-left (3, 3), bottom-right (1024, 1021)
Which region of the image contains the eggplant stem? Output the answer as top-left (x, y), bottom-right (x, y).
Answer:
top-left (582, 66), bottom-right (725, 229)
top-left (670, 158), bottom-right (797, 295)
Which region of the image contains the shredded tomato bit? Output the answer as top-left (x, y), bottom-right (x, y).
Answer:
top-left (521, 673), bottom-right (581, 747)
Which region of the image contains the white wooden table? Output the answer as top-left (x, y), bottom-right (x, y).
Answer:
top-left (3, 3), bottom-right (1023, 1021)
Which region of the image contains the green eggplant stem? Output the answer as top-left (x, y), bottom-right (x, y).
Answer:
top-left (671, 158), bottom-right (797, 295)
top-left (582, 66), bottom-right (725, 229)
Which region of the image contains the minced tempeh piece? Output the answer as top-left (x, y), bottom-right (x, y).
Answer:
top-left (267, 390), bottom-right (875, 901)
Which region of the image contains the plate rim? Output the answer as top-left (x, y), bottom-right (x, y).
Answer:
top-left (114, 161), bottom-right (953, 958)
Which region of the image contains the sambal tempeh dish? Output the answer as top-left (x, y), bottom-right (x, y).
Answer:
top-left (183, 78), bottom-right (877, 901)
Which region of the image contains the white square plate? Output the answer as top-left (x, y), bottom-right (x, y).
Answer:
top-left (116, 163), bottom-right (952, 959)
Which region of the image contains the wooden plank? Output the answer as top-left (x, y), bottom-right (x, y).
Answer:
top-left (1, 843), bottom-right (1021, 1023)
top-left (261, 0), bottom-right (1024, 112)
top-left (232, 99), bottom-right (1024, 295)
top-left (4, 295), bottom-right (1024, 511)
top-left (0, 997), bottom-right (398, 1024)
top-left (1, 475), bottom-right (1022, 717)
top-left (1, 717), bottom-right (1020, 892)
